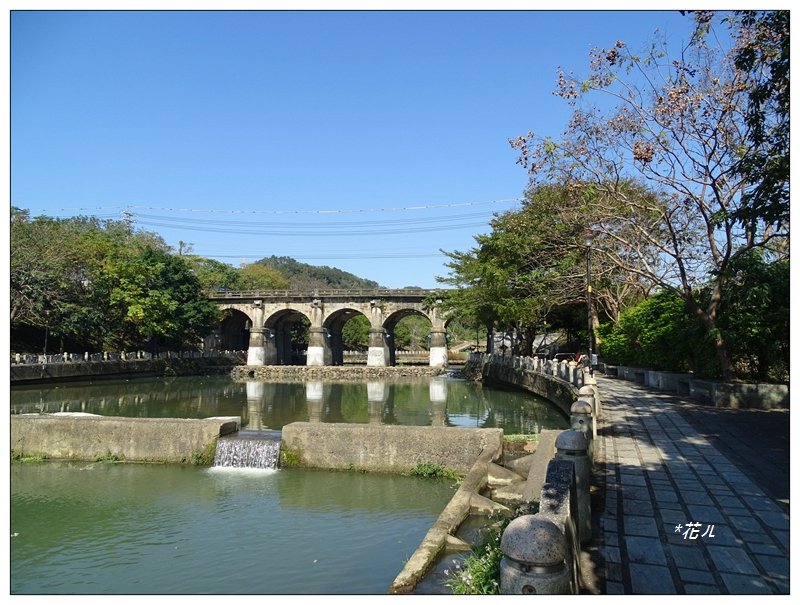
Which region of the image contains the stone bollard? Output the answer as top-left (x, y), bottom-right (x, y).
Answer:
top-left (578, 385), bottom-right (599, 439)
top-left (570, 399), bottom-right (594, 464)
top-left (555, 430), bottom-right (591, 544)
top-left (500, 515), bottom-right (572, 595)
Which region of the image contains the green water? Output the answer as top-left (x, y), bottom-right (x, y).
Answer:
top-left (10, 462), bottom-right (457, 594)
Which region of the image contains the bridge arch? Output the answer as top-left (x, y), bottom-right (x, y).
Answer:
top-left (262, 309), bottom-right (311, 365)
top-left (323, 308), bottom-right (368, 366)
top-left (383, 309), bottom-right (433, 366)
top-left (219, 308), bottom-right (252, 351)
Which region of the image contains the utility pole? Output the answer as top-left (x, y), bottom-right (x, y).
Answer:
top-left (121, 208), bottom-right (134, 232)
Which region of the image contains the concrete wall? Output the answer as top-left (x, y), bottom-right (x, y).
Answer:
top-left (469, 354), bottom-right (578, 417)
top-left (10, 357), bottom-right (238, 385)
top-left (281, 422), bottom-right (503, 474)
top-left (10, 414), bottom-right (241, 463)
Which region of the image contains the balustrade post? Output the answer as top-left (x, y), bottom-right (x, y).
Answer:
top-left (500, 515), bottom-right (572, 594)
top-left (555, 430), bottom-right (591, 544)
top-left (578, 385), bottom-right (599, 437)
top-left (570, 399), bottom-right (594, 465)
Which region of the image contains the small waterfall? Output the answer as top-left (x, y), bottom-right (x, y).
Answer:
top-left (213, 430), bottom-right (282, 470)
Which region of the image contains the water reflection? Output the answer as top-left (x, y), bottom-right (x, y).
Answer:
top-left (10, 375), bottom-right (568, 434)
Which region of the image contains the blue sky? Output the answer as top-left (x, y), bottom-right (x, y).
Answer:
top-left (10, 9), bottom-right (699, 289)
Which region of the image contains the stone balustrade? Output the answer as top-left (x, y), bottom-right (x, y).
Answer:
top-left (11, 350), bottom-right (246, 365)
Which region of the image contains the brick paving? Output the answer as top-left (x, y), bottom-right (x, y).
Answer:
top-left (592, 376), bottom-right (790, 594)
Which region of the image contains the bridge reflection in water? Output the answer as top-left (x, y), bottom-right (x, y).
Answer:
top-left (208, 289), bottom-right (451, 368)
top-left (11, 375), bottom-right (568, 436)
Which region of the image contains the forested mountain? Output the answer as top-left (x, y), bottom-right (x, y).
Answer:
top-left (254, 256), bottom-right (382, 290)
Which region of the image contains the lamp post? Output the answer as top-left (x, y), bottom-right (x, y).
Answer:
top-left (584, 232), bottom-right (594, 377)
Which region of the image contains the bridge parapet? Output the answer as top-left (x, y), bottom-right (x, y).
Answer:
top-left (209, 288), bottom-right (442, 301)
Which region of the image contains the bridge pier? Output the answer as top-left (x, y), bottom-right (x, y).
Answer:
top-left (246, 328), bottom-right (267, 366)
top-left (307, 327), bottom-right (332, 367)
top-left (428, 330), bottom-right (448, 368)
top-left (367, 328), bottom-right (390, 367)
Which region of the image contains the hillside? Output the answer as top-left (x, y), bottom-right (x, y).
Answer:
top-left (255, 256), bottom-right (383, 290)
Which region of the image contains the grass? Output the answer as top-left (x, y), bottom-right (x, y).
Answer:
top-left (444, 503), bottom-right (540, 595)
top-left (12, 452), bottom-right (47, 463)
top-left (280, 448), bottom-right (302, 467)
top-left (190, 441), bottom-right (217, 466)
top-left (444, 521), bottom-right (506, 594)
top-left (406, 462), bottom-right (462, 485)
top-left (94, 451), bottom-right (121, 463)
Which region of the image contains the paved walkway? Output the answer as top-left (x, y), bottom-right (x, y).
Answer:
top-left (591, 375), bottom-right (790, 595)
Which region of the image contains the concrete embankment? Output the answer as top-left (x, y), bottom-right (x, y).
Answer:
top-left (10, 414), bottom-right (241, 463)
top-left (10, 357), bottom-right (236, 385)
top-left (281, 423), bottom-right (503, 474)
top-left (466, 356), bottom-right (579, 417)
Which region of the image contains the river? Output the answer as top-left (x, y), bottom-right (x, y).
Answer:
top-left (10, 373), bottom-right (568, 594)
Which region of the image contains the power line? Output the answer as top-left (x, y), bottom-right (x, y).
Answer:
top-left (131, 209), bottom-right (495, 228)
top-left (25, 197), bottom-right (523, 216)
top-left (134, 218), bottom-right (491, 237)
top-left (201, 252), bottom-right (447, 260)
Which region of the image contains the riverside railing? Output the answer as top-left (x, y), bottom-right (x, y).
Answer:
top-left (469, 352), bottom-right (586, 388)
top-left (11, 350), bottom-right (246, 365)
top-left (467, 352), bottom-right (599, 595)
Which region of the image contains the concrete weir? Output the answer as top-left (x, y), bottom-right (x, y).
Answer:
top-left (10, 414), bottom-right (241, 463)
top-left (281, 423), bottom-right (503, 474)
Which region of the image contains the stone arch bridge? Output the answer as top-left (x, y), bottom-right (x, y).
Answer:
top-left (208, 289), bottom-right (450, 367)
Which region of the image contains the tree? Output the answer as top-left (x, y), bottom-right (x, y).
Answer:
top-left (10, 209), bottom-right (74, 331)
top-left (598, 290), bottom-right (714, 375)
top-left (712, 250), bottom-right (789, 382)
top-left (720, 10), bottom-right (788, 228)
top-left (509, 13), bottom-right (788, 380)
top-left (438, 184), bottom-right (652, 354)
top-left (10, 209), bottom-right (219, 352)
top-left (185, 256), bottom-right (244, 292)
top-left (341, 315), bottom-right (370, 349)
top-left (96, 247), bottom-right (220, 350)
top-left (238, 263), bottom-right (291, 290)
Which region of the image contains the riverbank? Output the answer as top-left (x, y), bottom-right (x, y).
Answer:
top-left (10, 356), bottom-right (238, 385)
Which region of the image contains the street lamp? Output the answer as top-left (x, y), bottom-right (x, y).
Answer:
top-left (584, 232), bottom-right (594, 377)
